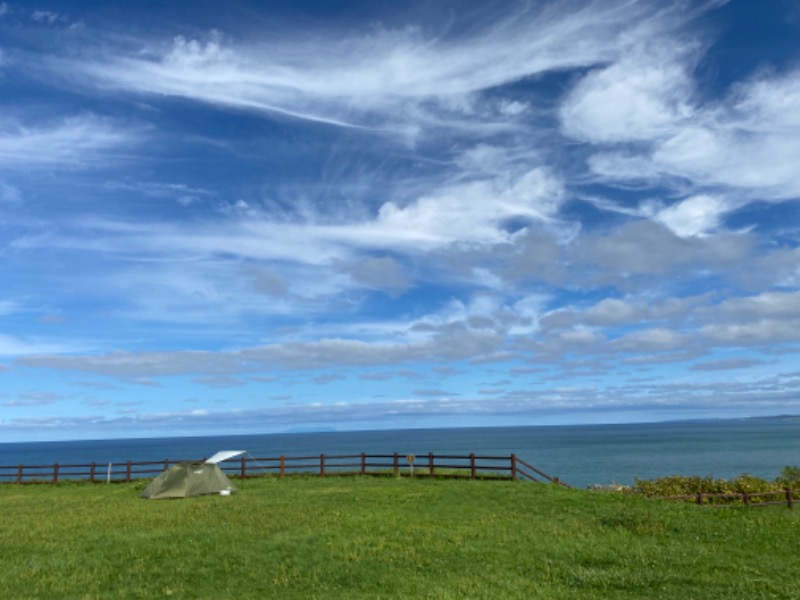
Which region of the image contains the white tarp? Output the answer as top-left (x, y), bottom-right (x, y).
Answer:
top-left (205, 450), bottom-right (247, 464)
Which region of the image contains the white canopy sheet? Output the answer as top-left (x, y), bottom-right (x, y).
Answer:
top-left (205, 450), bottom-right (247, 464)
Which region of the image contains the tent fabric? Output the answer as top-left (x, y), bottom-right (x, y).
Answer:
top-left (140, 462), bottom-right (237, 499)
top-left (205, 450), bottom-right (247, 464)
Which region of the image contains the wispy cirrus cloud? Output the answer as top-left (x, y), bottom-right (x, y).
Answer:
top-left (43, 1), bottom-right (674, 138)
top-left (107, 168), bottom-right (559, 264)
top-left (0, 115), bottom-right (144, 169)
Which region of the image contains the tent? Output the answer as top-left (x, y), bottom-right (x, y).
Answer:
top-left (140, 451), bottom-right (245, 499)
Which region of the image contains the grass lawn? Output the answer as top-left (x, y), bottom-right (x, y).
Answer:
top-left (1, 476), bottom-right (799, 599)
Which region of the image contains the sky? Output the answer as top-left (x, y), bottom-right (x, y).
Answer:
top-left (1, 0), bottom-right (800, 442)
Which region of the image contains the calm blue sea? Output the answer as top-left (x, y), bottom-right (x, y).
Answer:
top-left (1, 418), bottom-right (798, 488)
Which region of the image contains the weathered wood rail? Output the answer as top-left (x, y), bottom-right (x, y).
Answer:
top-left (0, 452), bottom-right (571, 487)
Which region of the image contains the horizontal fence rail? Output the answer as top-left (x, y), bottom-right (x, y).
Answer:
top-left (0, 452), bottom-right (570, 487)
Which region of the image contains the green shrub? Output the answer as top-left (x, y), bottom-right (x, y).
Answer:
top-left (777, 465), bottom-right (800, 487)
top-left (630, 474), bottom-right (783, 500)
top-left (730, 474), bottom-right (777, 494)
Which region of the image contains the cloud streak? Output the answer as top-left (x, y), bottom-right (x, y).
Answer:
top-left (45, 1), bottom-right (672, 138)
top-left (0, 115), bottom-right (143, 169)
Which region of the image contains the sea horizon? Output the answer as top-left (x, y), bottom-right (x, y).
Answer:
top-left (2, 415), bottom-right (799, 488)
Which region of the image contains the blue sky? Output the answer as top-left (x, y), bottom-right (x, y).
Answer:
top-left (1, 0), bottom-right (799, 442)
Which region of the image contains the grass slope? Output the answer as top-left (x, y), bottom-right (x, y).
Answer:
top-left (1, 476), bottom-right (799, 599)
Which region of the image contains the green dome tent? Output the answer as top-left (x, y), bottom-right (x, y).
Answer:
top-left (140, 452), bottom-right (243, 499)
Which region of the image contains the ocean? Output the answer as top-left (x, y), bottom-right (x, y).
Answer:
top-left (1, 417), bottom-right (798, 488)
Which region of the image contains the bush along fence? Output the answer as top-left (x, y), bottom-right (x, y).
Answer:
top-left (0, 452), bottom-right (570, 488)
top-left (628, 472), bottom-right (799, 510)
top-left (654, 489), bottom-right (796, 510)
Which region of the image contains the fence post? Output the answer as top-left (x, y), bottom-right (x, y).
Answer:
top-left (429, 452), bottom-right (435, 478)
top-left (280, 455), bottom-right (285, 477)
top-left (361, 453), bottom-right (366, 475)
top-left (742, 492), bottom-right (750, 507)
top-left (393, 452), bottom-right (399, 476)
top-left (240, 456), bottom-right (247, 479)
top-left (90, 462), bottom-right (97, 483)
top-left (320, 454), bottom-right (325, 477)
top-left (786, 488), bottom-right (794, 510)
top-left (125, 461), bottom-right (132, 483)
top-left (16, 464), bottom-right (23, 485)
top-left (510, 454), bottom-right (517, 481)
top-left (696, 491), bottom-right (704, 506)
top-left (470, 453), bottom-right (476, 480)
top-left (53, 464), bottom-right (60, 485)
top-left (164, 458), bottom-right (169, 471)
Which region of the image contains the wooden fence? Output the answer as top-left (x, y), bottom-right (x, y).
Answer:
top-left (0, 452), bottom-right (570, 487)
top-left (657, 489), bottom-right (795, 509)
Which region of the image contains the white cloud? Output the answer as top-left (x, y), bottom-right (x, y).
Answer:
top-left (33, 167), bottom-right (565, 299)
top-left (342, 256), bottom-right (411, 294)
top-left (48, 1), bottom-right (668, 138)
top-left (358, 168), bottom-right (564, 247)
top-left (0, 115), bottom-right (142, 168)
top-left (701, 320), bottom-right (800, 344)
top-left (244, 266), bottom-right (289, 298)
top-left (18, 349), bottom-right (244, 378)
top-left (560, 47), bottom-right (694, 143)
top-left (571, 44), bottom-right (800, 233)
top-left (610, 68), bottom-right (800, 202)
top-left (584, 298), bottom-right (644, 326)
top-left (652, 119), bottom-right (800, 199)
top-left (32, 10), bottom-right (61, 24)
top-left (690, 358), bottom-right (767, 371)
top-left (704, 291), bottom-right (800, 321)
top-left (103, 180), bottom-right (214, 203)
top-left (5, 370), bottom-right (799, 439)
top-left (539, 293), bottom-right (713, 335)
top-left (654, 194), bottom-right (728, 237)
top-left (575, 221), bottom-right (751, 279)
top-left (455, 144), bottom-right (520, 177)
top-left (733, 68), bottom-right (800, 130)
top-left (743, 248), bottom-right (800, 289)
top-left (697, 292), bottom-right (800, 345)
top-left (193, 375), bottom-right (246, 389)
top-left (558, 328), bottom-right (605, 346)
top-left (612, 327), bottom-right (689, 352)
top-left (14, 318), bottom-right (499, 376)
top-left (3, 391), bottom-right (62, 407)
top-left (586, 152), bottom-right (662, 183)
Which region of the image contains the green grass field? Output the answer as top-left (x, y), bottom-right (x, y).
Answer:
top-left (2, 476), bottom-right (799, 599)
